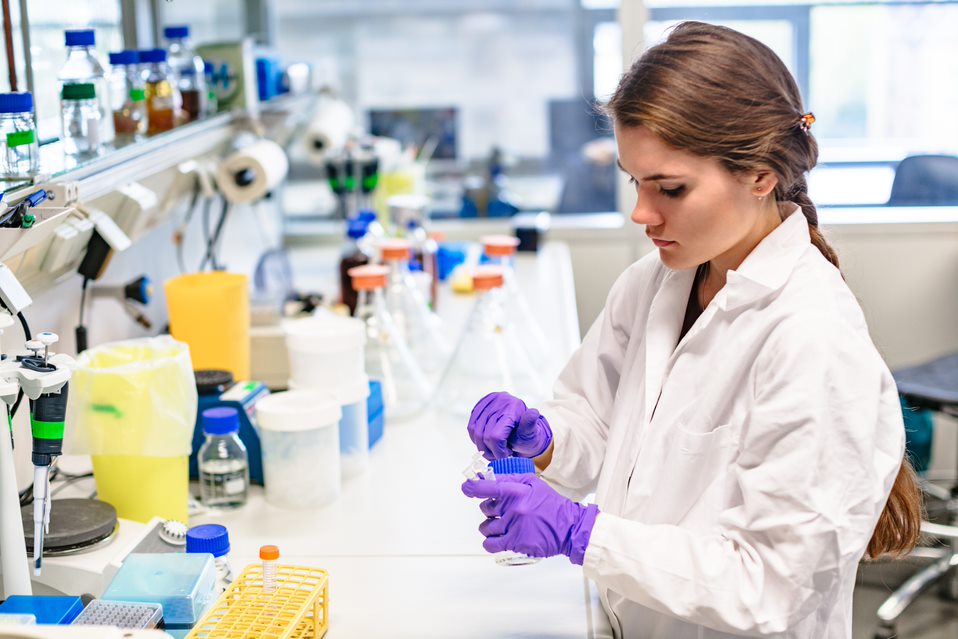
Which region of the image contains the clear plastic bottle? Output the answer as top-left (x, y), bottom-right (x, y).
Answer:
top-left (486, 457), bottom-right (541, 566)
top-left (435, 266), bottom-right (547, 416)
top-left (379, 238), bottom-right (450, 375)
top-left (185, 524), bottom-right (233, 594)
top-left (164, 25), bottom-right (207, 123)
top-left (107, 51), bottom-right (147, 142)
top-left (260, 545), bottom-right (279, 594)
top-left (198, 407), bottom-right (249, 510)
top-left (339, 217), bottom-right (371, 315)
top-left (0, 92), bottom-right (38, 177)
top-left (140, 48), bottom-right (180, 135)
top-left (60, 83), bottom-right (102, 159)
top-left (58, 29), bottom-right (113, 147)
top-left (349, 264), bottom-right (432, 421)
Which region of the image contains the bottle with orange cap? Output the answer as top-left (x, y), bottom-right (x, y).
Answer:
top-left (378, 238), bottom-right (451, 375)
top-left (348, 264), bottom-right (433, 420)
top-left (260, 544), bottom-right (279, 594)
top-left (435, 265), bottom-right (548, 416)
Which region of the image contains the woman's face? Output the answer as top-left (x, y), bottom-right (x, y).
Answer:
top-left (614, 124), bottom-right (778, 272)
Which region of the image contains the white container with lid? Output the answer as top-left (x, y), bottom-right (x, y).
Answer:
top-left (283, 314), bottom-right (365, 389)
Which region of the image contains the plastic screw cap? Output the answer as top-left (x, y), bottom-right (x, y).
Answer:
top-left (163, 25), bottom-right (190, 39)
top-left (490, 456), bottom-right (536, 475)
top-left (472, 266), bottom-right (505, 291)
top-left (0, 92), bottom-right (33, 114)
top-left (348, 264), bottom-right (389, 291)
top-left (202, 406), bottom-right (241, 435)
top-left (139, 48), bottom-right (168, 64)
top-left (186, 524), bottom-right (231, 558)
top-left (64, 29), bottom-right (95, 47)
top-left (379, 238), bottom-right (411, 262)
top-left (259, 545), bottom-right (280, 560)
top-left (482, 235), bottom-right (520, 257)
top-left (25, 340), bottom-right (42, 353)
top-left (108, 50), bottom-right (139, 66)
top-left (37, 332), bottom-right (58, 347)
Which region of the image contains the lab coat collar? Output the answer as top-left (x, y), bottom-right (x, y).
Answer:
top-left (720, 206), bottom-right (809, 312)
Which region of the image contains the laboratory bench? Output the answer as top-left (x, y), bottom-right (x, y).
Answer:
top-left (53, 241), bottom-right (614, 638)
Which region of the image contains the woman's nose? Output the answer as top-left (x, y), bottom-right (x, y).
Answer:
top-left (630, 191), bottom-right (663, 227)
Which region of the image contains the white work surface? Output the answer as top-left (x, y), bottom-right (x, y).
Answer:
top-left (190, 241), bottom-right (614, 638)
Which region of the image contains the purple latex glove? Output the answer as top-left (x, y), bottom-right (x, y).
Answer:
top-left (468, 392), bottom-right (553, 461)
top-left (461, 474), bottom-right (599, 565)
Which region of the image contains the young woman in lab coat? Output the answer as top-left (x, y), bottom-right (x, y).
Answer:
top-left (462, 22), bottom-right (922, 638)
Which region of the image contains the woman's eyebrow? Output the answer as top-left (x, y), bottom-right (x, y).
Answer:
top-left (615, 159), bottom-right (682, 182)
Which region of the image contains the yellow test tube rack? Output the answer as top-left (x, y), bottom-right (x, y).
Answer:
top-left (186, 564), bottom-right (329, 639)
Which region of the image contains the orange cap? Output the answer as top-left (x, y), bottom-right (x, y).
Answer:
top-left (379, 238), bottom-right (411, 262)
top-left (481, 235), bottom-right (520, 257)
top-left (259, 545), bottom-right (280, 560)
top-left (472, 266), bottom-right (505, 291)
top-left (348, 264), bottom-right (389, 291)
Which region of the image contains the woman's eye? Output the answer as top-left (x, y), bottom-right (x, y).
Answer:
top-left (660, 185), bottom-right (685, 198)
top-left (628, 176), bottom-right (637, 186)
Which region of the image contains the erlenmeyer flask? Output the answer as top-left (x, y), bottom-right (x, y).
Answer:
top-left (349, 264), bottom-right (432, 421)
top-left (434, 266), bottom-right (548, 417)
top-left (481, 235), bottom-right (554, 371)
top-left (379, 238), bottom-right (451, 376)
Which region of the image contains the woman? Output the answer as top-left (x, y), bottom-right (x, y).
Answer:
top-left (462, 22), bottom-right (921, 638)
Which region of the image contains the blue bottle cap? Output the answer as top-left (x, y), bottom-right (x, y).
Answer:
top-left (139, 48), bottom-right (168, 64)
top-left (109, 50), bottom-right (139, 66)
top-left (164, 25), bottom-right (190, 39)
top-left (185, 524), bottom-right (230, 558)
top-left (357, 210), bottom-right (378, 223)
top-left (202, 407), bottom-right (240, 435)
top-left (0, 92), bottom-right (33, 114)
top-left (65, 29), bottom-right (95, 47)
top-left (346, 218), bottom-right (369, 239)
top-left (490, 456), bottom-right (536, 475)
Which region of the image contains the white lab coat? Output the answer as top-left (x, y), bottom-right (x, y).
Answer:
top-left (540, 209), bottom-right (904, 638)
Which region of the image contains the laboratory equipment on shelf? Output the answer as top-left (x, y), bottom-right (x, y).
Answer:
top-left (339, 217), bottom-right (372, 315)
top-left (379, 238), bottom-right (450, 374)
top-left (58, 29), bottom-right (113, 146)
top-left (164, 25), bottom-right (207, 123)
top-left (0, 92), bottom-right (38, 177)
top-left (60, 83), bottom-right (103, 159)
top-left (197, 407), bottom-right (249, 510)
top-left (107, 51), bottom-right (146, 142)
top-left (435, 266), bottom-right (548, 416)
top-left (141, 48), bottom-right (180, 135)
top-left (481, 235), bottom-right (554, 369)
top-left (349, 264), bottom-right (432, 420)
top-left (186, 524), bottom-right (233, 594)
top-left (325, 148), bottom-right (379, 219)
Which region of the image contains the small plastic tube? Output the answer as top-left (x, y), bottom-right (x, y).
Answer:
top-left (260, 544), bottom-right (279, 593)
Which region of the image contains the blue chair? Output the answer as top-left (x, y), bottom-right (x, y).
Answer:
top-left (887, 154), bottom-right (958, 206)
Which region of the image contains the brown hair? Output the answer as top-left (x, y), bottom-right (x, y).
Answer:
top-left (607, 21), bottom-right (921, 558)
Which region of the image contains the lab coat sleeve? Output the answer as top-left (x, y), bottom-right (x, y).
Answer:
top-left (539, 258), bottom-right (653, 501)
top-left (581, 313), bottom-right (905, 636)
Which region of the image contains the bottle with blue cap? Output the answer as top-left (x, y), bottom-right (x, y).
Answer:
top-left (486, 456), bottom-right (541, 566)
top-left (140, 48), bottom-right (179, 135)
top-left (339, 215), bottom-right (372, 315)
top-left (58, 29), bottom-right (114, 146)
top-left (107, 51), bottom-right (147, 141)
top-left (198, 407), bottom-right (249, 509)
top-left (186, 524), bottom-right (234, 594)
top-left (163, 25), bottom-right (207, 123)
top-left (0, 92), bottom-right (38, 176)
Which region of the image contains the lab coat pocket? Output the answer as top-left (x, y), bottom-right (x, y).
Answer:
top-left (637, 423), bottom-right (737, 525)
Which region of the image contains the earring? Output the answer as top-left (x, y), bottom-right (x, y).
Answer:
top-left (756, 192), bottom-right (765, 201)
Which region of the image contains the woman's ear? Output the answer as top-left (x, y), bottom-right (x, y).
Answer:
top-left (742, 169), bottom-right (779, 198)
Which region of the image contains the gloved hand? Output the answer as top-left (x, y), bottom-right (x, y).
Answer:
top-left (461, 474), bottom-right (599, 565)
top-left (468, 392), bottom-right (553, 461)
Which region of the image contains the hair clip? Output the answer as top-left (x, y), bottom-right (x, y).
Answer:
top-left (799, 112), bottom-right (816, 134)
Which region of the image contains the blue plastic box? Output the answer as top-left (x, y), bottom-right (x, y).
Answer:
top-left (0, 596), bottom-right (83, 625)
top-left (102, 553), bottom-right (216, 625)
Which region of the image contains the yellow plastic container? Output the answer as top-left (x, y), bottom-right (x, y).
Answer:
top-left (92, 455), bottom-right (189, 523)
top-left (165, 272), bottom-right (250, 379)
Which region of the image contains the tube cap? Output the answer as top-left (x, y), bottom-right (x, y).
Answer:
top-left (164, 25), bottom-right (190, 39)
top-left (185, 524), bottom-right (230, 558)
top-left (472, 266), bottom-right (504, 291)
top-left (379, 238), bottom-right (410, 262)
top-left (490, 456), bottom-right (536, 475)
top-left (65, 29), bottom-right (95, 47)
top-left (259, 545), bottom-right (280, 560)
top-left (0, 92), bottom-right (33, 113)
top-left (61, 83), bottom-right (96, 101)
top-left (346, 218), bottom-right (369, 239)
top-left (348, 264), bottom-right (388, 291)
top-left (202, 406), bottom-right (240, 435)
top-left (139, 48), bottom-right (168, 64)
top-left (482, 235), bottom-right (520, 257)
top-left (357, 210), bottom-right (378, 223)
top-left (109, 50), bottom-right (139, 66)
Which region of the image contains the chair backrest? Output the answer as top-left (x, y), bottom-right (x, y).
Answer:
top-left (888, 154), bottom-right (958, 205)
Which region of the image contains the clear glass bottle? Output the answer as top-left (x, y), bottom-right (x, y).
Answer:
top-left (58, 29), bottom-right (113, 147)
top-left (0, 92), bottom-right (38, 177)
top-left (198, 407), bottom-right (249, 510)
top-left (185, 524), bottom-right (233, 594)
top-left (339, 217), bottom-right (371, 315)
top-left (486, 457), bottom-right (541, 566)
top-left (60, 83), bottom-right (102, 159)
top-left (140, 48), bottom-right (180, 135)
top-left (435, 266), bottom-right (547, 416)
top-left (349, 264), bottom-right (432, 421)
top-left (107, 51), bottom-right (147, 143)
top-left (164, 25), bottom-right (207, 123)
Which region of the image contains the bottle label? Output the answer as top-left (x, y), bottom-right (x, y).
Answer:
top-left (129, 88), bottom-right (146, 102)
top-left (6, 129), bottom-right (35, 148)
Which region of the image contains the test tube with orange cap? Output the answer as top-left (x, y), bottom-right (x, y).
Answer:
top-left (260, 544), bottom-right (279, 593)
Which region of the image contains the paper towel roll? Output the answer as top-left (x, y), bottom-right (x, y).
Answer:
top-left (216, 139), bottom-right (290, 204)
top-left (303, 97), bottom-right (354, 165)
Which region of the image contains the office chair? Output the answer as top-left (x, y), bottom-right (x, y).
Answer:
top-left (887, 154), bottom-right (958, 206)
top-left (874, 354), bottom-right (958, 638)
